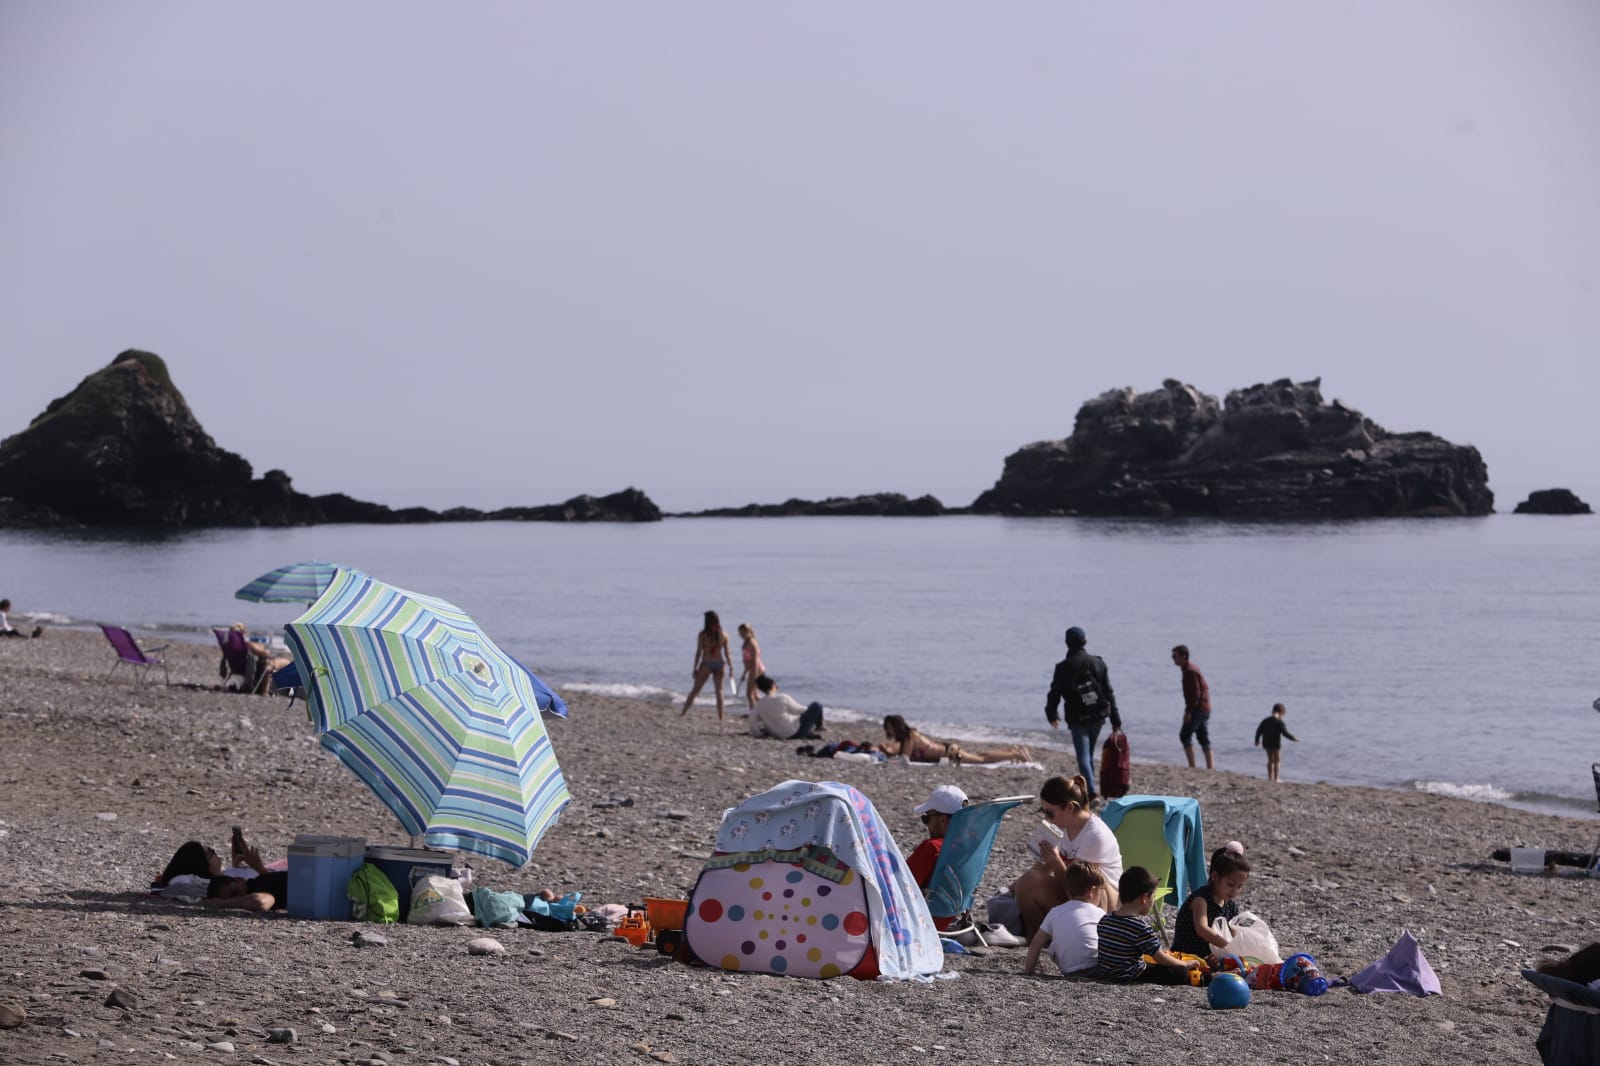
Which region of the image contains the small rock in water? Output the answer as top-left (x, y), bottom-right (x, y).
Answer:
top-left (466, 937), bottom-right (506, 956)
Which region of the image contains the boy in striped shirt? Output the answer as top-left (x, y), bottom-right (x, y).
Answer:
top-left (1097, 866), bottom-right (1210, 986)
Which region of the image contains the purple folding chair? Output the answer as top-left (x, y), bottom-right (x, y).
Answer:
top-left (213, 627), bottom-right (267, 694)
top-left (101, 625), bottom-right (170, 686)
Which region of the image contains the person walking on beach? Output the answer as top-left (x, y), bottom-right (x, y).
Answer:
top-left (680, 610), bottom-right (733, 721)
top-left (1172, 644), bottom-right (1213, 769)
top-left (736, 623), bottom-right (765, 709)
top-left (1044, 626), bottom-right (1121, 799)
top-left (1254, 703), bottom-right (1298, 782)
top-left (0, 598), bottom-right (42, 638)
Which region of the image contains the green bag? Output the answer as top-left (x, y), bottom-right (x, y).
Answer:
top-left (347, 862), bottom-right (399, 923)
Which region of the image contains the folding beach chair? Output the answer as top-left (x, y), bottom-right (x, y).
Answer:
top-left (270, 659), bottom-right (303, 708)
top-left (1101, 795), bottom-right (1207, 947)
top-left (213, 627), bottom-right (268, 694)
top-left (923, 795), bottom-right (1029, 947)
top-left (101, 625), bottom-right (170, 686)
top-left (1521, 968), bottom-right (1600, 1065)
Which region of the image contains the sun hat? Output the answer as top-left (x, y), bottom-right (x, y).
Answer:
top-left (914, 785), bottom-right (970, 816)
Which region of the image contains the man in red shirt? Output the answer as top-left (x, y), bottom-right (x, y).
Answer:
top-left (906, 785), bottom-right (969, 890)
top-left (1172, 644), bottom-right (1214, 769)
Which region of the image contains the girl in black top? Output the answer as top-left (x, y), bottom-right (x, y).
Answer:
top-left (1170, 843), bottom-right (1251, 960)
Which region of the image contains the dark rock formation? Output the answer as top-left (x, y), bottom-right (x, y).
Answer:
top-left (971, 378), bottom-right (1494, 518)
top-left (680, 493), bottom-right (947, 518)
top-left (0, 350), bottom-right (662, 527)
top-left (1513, 488), bottom-right (1592, 515)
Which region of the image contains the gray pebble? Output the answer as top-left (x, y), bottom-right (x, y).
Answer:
top-left (206, 1040), bottom-right (235, 1052)
top-left (104, 987), bottom-right (138, 1011)
top-left (466, 937), bottom-right (506, 956)
top-left (267, 1027), bottom-right (297, 1044)
top-left (0, 1004), bottom-right (25, 1028)
top-left (79, 968), bottom-right (110, 981)
top-left (352, 932), bottom-right (388, 948)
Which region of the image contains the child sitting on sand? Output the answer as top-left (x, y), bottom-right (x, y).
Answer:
top-left (0, 598), bottom-right (42, 638)
top-left (1024, 863), bottom-right (1106, 976)
top-left (1169, 842), bottom-right (1250, 960)
top-left (1253, 703), bottom-right (1298, 782)
top-left (1098, 867), bottom-right (1209, 986)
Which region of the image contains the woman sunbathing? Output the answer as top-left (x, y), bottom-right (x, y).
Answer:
top-left (156, 829), bottom-right (289, 911)
top-left (876, 714), bottom-right (1032, 766)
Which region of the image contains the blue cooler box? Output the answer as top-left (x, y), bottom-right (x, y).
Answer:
top-left (286, 835), bottom-right (366, 920)
top-left (364, 845), bottom-right (455, 920)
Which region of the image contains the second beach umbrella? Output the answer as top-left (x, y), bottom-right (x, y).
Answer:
top-left (235, 561), bottom-right (355, 604)
top-left (285, 569), bottom-right (571, 867)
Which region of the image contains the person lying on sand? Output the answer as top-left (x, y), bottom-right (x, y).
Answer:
top-left (156, 829), bottom-right (289, 911)
top-left (876, 714), bottom-right (1032, 766)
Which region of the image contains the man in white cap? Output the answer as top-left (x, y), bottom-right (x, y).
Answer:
top-left (906, 785), bottom-right (969, 890)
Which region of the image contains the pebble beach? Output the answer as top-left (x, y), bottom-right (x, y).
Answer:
top-left (0, 629), bottom-right (1595, 1065)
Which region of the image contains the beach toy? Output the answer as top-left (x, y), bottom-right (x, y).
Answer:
top-left (1207, 971), bottom-right (1251, 1009)
top-left (1280, 952), bottom-right (1329, 996)
top-left (645, 897), bottom-right (689, 932)
top-left (616, 910), bottom-right (652, 947)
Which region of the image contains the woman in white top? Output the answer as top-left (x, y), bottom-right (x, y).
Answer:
top-left (1010, 774), bottom-right (1122, 937)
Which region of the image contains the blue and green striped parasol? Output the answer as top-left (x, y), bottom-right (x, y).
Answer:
top-left (285, 569), bottom-right (570, 867)
top-left (235, 561), bottom-right (353, 604)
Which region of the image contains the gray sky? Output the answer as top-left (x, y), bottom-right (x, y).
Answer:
top-left (3, 2), bottom-right (1597, 512)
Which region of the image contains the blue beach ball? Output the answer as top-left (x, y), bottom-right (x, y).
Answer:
top-left (1207, 971), bottom-right (1251, 1010)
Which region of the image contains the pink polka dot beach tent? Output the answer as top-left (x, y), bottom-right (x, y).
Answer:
top-left (683, 780), bottom-right (942, 980)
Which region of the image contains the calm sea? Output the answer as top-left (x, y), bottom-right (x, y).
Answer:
top-left (2, 516), bottom-right (1596, 818)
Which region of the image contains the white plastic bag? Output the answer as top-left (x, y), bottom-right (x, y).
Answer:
top-left (1223, 910), bottom-right (1281, 964)
top-left (406, 874), bottom-right (475, 926)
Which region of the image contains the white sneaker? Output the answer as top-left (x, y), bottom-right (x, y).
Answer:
top-left (980, 924), bottom-right (1027, 948)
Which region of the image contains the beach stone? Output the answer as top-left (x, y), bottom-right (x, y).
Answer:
top-left (547, 1031), bottom-right (580, 1041)
top-left (267, 1028), bottom-right (297, 1044)
top-left (466, 938), bottom-right (506, 956)
top-left (664, 810), bottom-right (691, 821)
top-left (319, 1023), bottom-right (336, 1034)
top-left (96, 812), bottom-right (116, 821)
top-left (352, 932), bottom-right (388, 948)
top-left (589, 997), bottom-right (616, 1007)
top-left (435, 1059), bottom-right (459, 1066)
top-left (104, 988), bottom-right (138, 1011)
top-left (207, 1041), bottom-right (235, 1052)
top-left (80, 969), bottom-right (110, 980)
top-left (0, 1003), bottom-right (25, 1028)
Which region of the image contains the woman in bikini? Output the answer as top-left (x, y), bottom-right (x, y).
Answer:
top-left (877, 714), bottom-right (1032, 766)
top-left (679, 610), bottom-right (733, 721)
top-left (736, 622), bottom-right (765, 709)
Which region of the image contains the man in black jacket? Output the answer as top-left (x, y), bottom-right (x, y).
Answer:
top-left (1045, 626), bottom-right (1123, 799)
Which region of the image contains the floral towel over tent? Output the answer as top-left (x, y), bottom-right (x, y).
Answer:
top-left (701, 779), bottom-right (942, 981)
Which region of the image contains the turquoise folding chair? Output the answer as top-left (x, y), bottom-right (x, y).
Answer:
top-left (924, 795), bottom-right (1030, 947)
top-left (1100, 795), bottom-right (1206, 948)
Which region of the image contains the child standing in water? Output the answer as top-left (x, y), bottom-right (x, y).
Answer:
top-left (736, 623), bottom-right (765, 709)
top-left (1169, 842), bottom-right (1251, 961)
top-left (1253, 703), bottom-right (1298, 782)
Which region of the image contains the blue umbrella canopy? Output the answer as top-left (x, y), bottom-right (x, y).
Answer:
top-left (235, 561), bottom-right (354, 604)
top-left (284, 569), bottom-right (570, 867)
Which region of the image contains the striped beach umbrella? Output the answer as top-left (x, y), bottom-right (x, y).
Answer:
top-left (235, 561), bottom-right (354, 604)
top-left (284, 569), bottom-right (571, 867)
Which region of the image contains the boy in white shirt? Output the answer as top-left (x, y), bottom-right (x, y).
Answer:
top-left (1023, 863), bottom-right (1106, 976)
